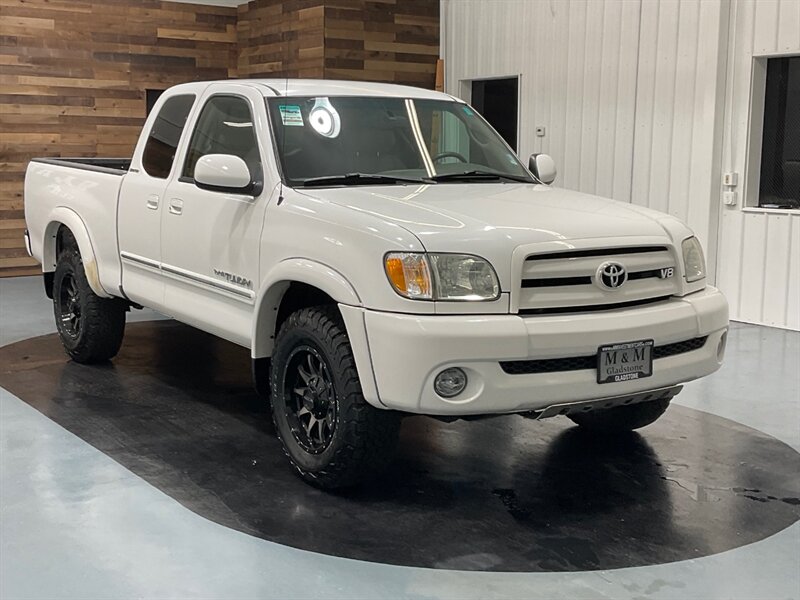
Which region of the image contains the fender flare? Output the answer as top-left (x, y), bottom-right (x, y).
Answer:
top-left (251, 258), bottom-right (361, 358)
top-left (43, 207), bottom-right (111, 298)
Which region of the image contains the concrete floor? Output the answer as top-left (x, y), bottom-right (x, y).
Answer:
top-left (1, 275), bottom-right (799, 600)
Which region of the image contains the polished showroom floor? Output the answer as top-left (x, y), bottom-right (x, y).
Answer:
top-left (1, 276), bottom-right (798, 599)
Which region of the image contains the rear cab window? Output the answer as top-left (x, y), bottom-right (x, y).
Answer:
top-left (141, 94), bottom-right (196, 179)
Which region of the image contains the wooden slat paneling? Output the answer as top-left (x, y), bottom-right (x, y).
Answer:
top-left (3, 0), bottom-right (440, 277)
top-left (0, 0), bottom-right (238, 277)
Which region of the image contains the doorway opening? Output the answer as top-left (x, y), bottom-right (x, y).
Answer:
top-left (470, 77), bottom-right (519, 151)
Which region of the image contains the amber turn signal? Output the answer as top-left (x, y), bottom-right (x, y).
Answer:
top-left (384, 253), bottom-right (433, 300)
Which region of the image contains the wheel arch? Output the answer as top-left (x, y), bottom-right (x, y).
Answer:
top-left (251, 259), bottom-right (361, 360)
top-left (42, 208), bottom-right (110, 298)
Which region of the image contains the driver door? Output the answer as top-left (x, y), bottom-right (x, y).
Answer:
top-left (159, 87), bottom-right (272, 347)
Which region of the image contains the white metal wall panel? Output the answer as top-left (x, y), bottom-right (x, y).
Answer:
top-left (442, 0), bottom-right (799, 329)
top-left (441, 0), bottom-right (641, 202)
top-left (631, 0), bottom-right (728, 263)
top-left (717, 0), bottom-right (800, 329)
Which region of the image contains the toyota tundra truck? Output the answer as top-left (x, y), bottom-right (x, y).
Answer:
top-left (23, 79), bottom-right (729, 488)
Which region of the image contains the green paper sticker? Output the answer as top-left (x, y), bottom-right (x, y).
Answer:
top-left (279, 105), bottom-right (304, 126)
top-left (463, 106), bottom-right (474, 116)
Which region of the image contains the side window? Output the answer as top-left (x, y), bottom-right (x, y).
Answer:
top-left (141, 94), bottom-right (195, 179)
top-left (182, 95), bottom-right (261, 181)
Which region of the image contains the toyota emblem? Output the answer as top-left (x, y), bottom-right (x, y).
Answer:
top-left (596, 261), bottom-right (627, 290)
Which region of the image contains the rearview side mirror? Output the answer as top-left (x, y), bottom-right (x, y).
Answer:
top-left (528, 153), bottom-right (557, 185)
top-left (194, 154), bottom-right (261, 195)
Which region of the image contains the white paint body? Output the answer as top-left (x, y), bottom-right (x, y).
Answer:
top-left (24, 79), bottom-right (728, 416)
top-left (442, 0), bottom-right (799, 330)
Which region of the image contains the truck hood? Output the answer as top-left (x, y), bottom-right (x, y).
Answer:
top-left (306, 182), bottom-right (673, 249)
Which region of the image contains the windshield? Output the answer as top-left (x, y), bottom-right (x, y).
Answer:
top-left (266, 96), bottom-right (533, 187)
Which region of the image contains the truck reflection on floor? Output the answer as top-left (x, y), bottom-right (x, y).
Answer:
top-left (0, 320), bottom-right (796, 572)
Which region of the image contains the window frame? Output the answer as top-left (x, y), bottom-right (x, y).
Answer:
top-left (177, 93), bottom-right (264, 188)
top-left (140, 93), bottom-right (196, 180)
top-left (744, 53), bottom-right (800, 212)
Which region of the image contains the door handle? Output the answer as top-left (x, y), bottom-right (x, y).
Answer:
top-left (146, 194), bottom-right (159, 210)
top-left (168, 198), bottom-right (183, 215)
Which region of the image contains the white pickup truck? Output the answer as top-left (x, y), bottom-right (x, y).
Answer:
top-left (24, 79), bottom-right (729, 488)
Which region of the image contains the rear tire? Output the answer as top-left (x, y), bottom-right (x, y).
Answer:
top-left (568, 398), bottom-right (671, 432)
top-left (270, 306), bottom-right (400, 489)
top-left (52, 246), bottom-right (126, 364)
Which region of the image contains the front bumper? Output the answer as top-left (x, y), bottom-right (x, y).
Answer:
top-left (340, 286), bottom-right (728, 416)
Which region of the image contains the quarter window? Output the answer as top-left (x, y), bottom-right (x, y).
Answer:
top-left (141, 94), bottom-right (195, 179)
top-left (183, 95), bottom-right (261, 181)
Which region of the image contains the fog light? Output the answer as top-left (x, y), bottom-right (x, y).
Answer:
top-left (434, 367), bottom-right (467, 398)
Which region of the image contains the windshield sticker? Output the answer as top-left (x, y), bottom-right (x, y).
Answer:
top-left (278, 105), bottom-right (304, 127)
top-left (463, 105), bottom-right (474, 116)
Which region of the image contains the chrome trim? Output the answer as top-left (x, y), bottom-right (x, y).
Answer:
top-left (120, 252), bottom-right (255, 302)
top-left (161, 263), bottom-right (255, 301)
top-left (120, 251), bottom-right (160, 270)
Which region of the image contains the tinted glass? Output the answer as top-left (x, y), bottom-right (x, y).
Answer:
top-left (267, 96), bottom-right (531, 186)
top-left (141, 94), bottom-right (195, 179)
top-left (268, 97), bottom-right (424, 184)
top-left (183, 95), bottom-right (261, 180)
top-left (759, 56), bottom-right (800, 209)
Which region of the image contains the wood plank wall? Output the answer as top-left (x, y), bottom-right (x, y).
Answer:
top-left (237, 0), bottom-right (439, 86)
top-left (324, 0), bottom-right (438, 88)
top-left (0, 0), bottom-right (238, 276)
top-left (1, 0), bottom-right (439, 277)
top-left (237, 0), bottom-right (325, 78)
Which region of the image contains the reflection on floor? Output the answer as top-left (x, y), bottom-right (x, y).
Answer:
top-left (1, 276), bottom-right (799, 599)
top-left (1, 321), bottom-right (798, 573)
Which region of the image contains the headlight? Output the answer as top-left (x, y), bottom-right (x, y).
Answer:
top-left (681, 236), bottom-right (706, 282)
top-left (384, 252), bottom-right (500, 301)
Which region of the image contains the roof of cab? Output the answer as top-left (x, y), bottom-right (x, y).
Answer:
top-left (180, 79), bottom-right (457, 101)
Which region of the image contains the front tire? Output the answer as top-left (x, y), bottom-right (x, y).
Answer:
top-left (270, 306), bottom-right (400, 489)
top-left (568, 398), bottom-right (671, 432)
top-left (52, 247), bottom-right (126, 364)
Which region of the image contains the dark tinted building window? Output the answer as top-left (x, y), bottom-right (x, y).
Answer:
top-left (759, 57), bottom-right (800, 209)
top-left (141, 95), bottom-right (195, 179)
top-left (471, 77), bottom-right (519, 151)
top-left (183, 95), bottom-right (261, 180)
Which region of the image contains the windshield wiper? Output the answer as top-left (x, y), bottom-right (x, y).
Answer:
top-left (299, 173), bottom-right (432, 187)
top-left (430, 170), bottom-right (532, 183)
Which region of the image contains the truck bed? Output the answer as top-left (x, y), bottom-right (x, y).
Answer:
top-left (30, 157), bottom-right (131, 175)
top-left (24, 157), bottom-right (131, 297)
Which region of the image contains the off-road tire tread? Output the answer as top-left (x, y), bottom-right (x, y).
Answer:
top-left (53, 249), bottom-right (125, 364)
top-left (568, 398), bottom-right (671, 432)
top-left (270, 305), bottom-right (400, 489)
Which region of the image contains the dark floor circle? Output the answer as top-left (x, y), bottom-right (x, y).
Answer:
top-left (1, 320), bottom-right (798, 572)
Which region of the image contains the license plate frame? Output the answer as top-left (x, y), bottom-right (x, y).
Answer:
top-left (597, 339), bottom-right (654, 384)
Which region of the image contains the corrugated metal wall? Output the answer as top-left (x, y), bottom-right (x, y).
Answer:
top-left (442, 0), bottom-right (641, 202)
top-left (717, 0), bottom-right (800, 329)
top-left (441, 0), bottom-right (799, 329)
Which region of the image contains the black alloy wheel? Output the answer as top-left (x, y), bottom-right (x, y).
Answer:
top-left (284, 345), bottom-right (337, 454)
top-left (57, 271), bottom-right (82, 339)
top-left (269, 305), bottom-right (401, 489)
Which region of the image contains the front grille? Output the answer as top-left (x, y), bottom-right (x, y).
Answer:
top-left (518, 296), bottom-right (670, 315)
top-left (499, 336), bottom-right (708, 375)
top-left (518, 245), bottom-right (679, 313)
